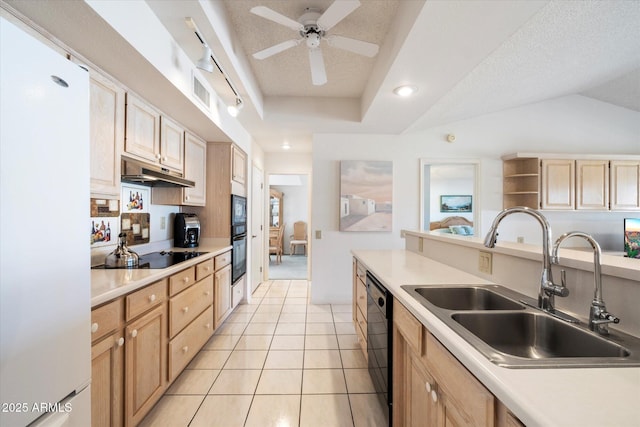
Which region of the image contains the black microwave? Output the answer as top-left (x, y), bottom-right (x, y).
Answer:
top-left (231, 195), bottom-right (247, 226)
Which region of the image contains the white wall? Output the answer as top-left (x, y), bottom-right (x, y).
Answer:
top-left (311, 95), bottom-right (640, 303)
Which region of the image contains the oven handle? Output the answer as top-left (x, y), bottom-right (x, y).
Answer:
top-left (232, 233), bottom-right (247, 241)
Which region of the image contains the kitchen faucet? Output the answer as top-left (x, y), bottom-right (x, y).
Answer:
top-left (484, 207), bottom-right (569, 315)
top-left (552, 231), bottom-right (620, 335)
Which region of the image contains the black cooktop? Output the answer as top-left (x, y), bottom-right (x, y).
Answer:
top-left (93, 250), bottom-right (208, 269)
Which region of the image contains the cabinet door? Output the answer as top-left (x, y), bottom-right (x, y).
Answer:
top-left (90, 73), bottom-right (124, 198)
top-left (125, 93), bottom-right (160, 164)
top-left (125, 304), bottom-right (167, 427)
top-left (541, 159), bottom-right (574, 210)
top-left (159, 116), bottom-right (184, 172)
top-left (408, 352), bottom-right (438, 427)
top-left (91, 331), bottom-right (124, 427)
top-left (611, 160), bottom-right (640, 210)
top-left (232, 145), bottom-right (246, 185)
top-left (576, 160), bottom-right (609, 210)
top-left (183, 132), bottom-right (207, 206)
top-left (214, 264), bottom-right (232, 329)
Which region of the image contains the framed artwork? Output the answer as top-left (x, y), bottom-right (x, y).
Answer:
top-left (121, 185), bottom-right (148, 213)
top-left (440, 195), bottom-right (472, 213)
top-left (90, 217), bottom-right (118, 247)
top-left (340, 160), bottom-right (393, 232)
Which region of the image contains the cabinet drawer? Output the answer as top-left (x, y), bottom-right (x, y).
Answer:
top-left (91, 299), bottom-right (123, 343)
top-left (169, 275), bottom-right (214, 338)
top-left (169, 266), bottom-right (196, 296)
top-left (356, 261), bottom-right (366, 283)
top-left (393, 301), bottom-right (424, 356)
top-left (426, 331), bottom-right (495, 426)
top-left (196, 258), bottom-right (214, 281)
top-left (168, 305), bottom-right (214, 381)
top-left (355, 305), bottom-right (367, 343)
top-left (126, 279), bottom-right (167, 321)
top-left (356, 281), bottom-right (367, 320)
top-left (214, 251), bottom-right (231, 270)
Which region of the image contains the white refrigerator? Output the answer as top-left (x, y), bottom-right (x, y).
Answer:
top-left (1, 16), bottom-right (91, 427)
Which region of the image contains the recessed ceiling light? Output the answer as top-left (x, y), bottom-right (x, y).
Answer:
top-left (282, 141), bottom-right (291, 150)
top-left (393, 85), bottom-right (418, 97)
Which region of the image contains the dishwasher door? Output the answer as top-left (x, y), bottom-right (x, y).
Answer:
top-left (366, 272), bottom-right (392, 426)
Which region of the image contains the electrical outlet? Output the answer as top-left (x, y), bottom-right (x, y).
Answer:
top-left (160, 217), bottom-right (166, 230)
top-left (517, 236), bottom-right (525, 243)
top-left (479, 250), bottom-right (492, 274)
top-left (315, 230), bottom-right (322, 239)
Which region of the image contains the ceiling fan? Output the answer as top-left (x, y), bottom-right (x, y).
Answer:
top-left (250, 0), bottom-right (379, 86)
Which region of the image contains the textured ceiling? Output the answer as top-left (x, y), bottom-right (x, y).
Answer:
top-left (5, 0), bottom-right (639, 153)
top-left (223, 0), bottom-right (398, 98)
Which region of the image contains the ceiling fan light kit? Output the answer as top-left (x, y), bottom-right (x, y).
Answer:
top-left (250, 0), bottom-right (379, 86)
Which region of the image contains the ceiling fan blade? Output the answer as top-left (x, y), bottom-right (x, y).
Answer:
top-left (253, 39), bottom-right (301, 60)
top-left (250, 6), bottom-right (304, 31)
top-left (308, 48), bottom-right (327, 86)
top-left (317, 0), bottom-right (361, 31)
top-left (326, 35), bottom-right (379, 57)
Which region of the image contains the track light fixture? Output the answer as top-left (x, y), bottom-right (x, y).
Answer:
top-left (186, 17), bottom-right (244, 117)
top-left (227, 97), bottom-right (243, 117)
top-left (196, 45), bottom-right (214, 73)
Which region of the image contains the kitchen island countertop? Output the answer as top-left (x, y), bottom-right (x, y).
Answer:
top-left (353, 249), bottom-right (640, 427)
top-left (91, 238), bottom-right (232, 307)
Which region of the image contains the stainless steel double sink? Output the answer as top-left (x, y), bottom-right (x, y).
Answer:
top-left (402, 285), bottom-right (640, 368)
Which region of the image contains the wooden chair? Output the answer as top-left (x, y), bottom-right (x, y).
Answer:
top-left (269, 224), bottom-right (285, 263)
top-left (289, 221), bottom-right (308, 256)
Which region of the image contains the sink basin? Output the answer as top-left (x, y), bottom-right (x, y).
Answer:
top-left (401, 284), bottom-right (640, 367)
top-left (452, 311), bottom-right (630, 360)
top-left (409, 286), bottom-right (524, 311)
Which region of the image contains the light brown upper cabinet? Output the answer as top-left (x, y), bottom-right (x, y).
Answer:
top-left (610, 160), bottom-right (640, 211)
top-left (159, 116), bottom-right (184, 173)
top-left (182, 132), bottom-right (207, 206)
top-left (89, 71), bottom-right (124, 198)
top-left (504, 154), bottom-right (639, 211)
top-left (232, 145), bottom-right (247, 188)
top-left (540, 159), bottom-right (575, 210)
top-left (124, 93), bottom-right (161, 165)
top-left (576, 160), bottom-right (609, 210)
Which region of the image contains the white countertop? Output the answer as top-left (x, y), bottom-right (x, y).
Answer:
top-left (353, 249), bottom-right (640, 427)
top-left (91, 238), bottom-right (232, 307)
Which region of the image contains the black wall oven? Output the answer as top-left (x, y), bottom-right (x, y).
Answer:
top-left (231, 195), bottom-right (247, 284)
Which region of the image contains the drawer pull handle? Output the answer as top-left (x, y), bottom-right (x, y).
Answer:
top-left (183, 277), bottom-right (190, 283)
top-left (91, 323), bottom-right (99, 333)
top-left (204, 266), bottom-right (210, 271)
top-left (182, 346), bottom-right (189, 353)
top-left (117, 337), bottom-right (124, 347)
top-left (182, 306), bottom-right (189, 313)
top-left (205, 323), bottom-right (211, 329)
top-left (131, 329), bottom-right (138, 338)
top-left (425, 382), bottom-right (432, 393)
top-left (155, 153), bottom-right (161, 159)
top-left (204, 291), bottom-right (211, 296)
top-left (431, 390), bottom-right (438, 403)
top-left (148, 294), bottom-right (156, 303)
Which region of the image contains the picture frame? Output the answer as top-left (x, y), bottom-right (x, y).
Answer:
top-left (339, 160), bottom-right (393, 232)
top-left (440, 195), bottom-right (472, 213)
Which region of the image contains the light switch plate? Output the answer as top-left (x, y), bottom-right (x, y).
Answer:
top-left (315, 230), bottom-right (322, 239)
top-left (479, 250), bottom-right (492, 274)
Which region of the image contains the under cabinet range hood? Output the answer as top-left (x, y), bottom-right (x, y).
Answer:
top-left (121, 158), bottom-right (195, 188)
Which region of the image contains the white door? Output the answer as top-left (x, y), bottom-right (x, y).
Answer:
top-left (251, 164), bottom-right (265, 294)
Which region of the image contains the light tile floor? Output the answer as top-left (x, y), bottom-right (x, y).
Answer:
top-left (139, 279), bottom-right (387, 427)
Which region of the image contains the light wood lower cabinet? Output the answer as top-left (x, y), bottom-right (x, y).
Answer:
top-left (214, 264), bottom-right (232, 329)
top-left (125, 303), bottom-right (167, 427)
top-left (393, 300), bottom-right (513, 427)
top-left (91, 329), bottom-right (124, 427)
top-left (352, 259), bottom-right (368, 359)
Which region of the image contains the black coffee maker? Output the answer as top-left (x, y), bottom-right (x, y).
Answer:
top-left (174, 213), bottom-right (200, 248)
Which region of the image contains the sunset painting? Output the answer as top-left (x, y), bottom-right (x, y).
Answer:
top-left (340, 160), bottom-right (393, 232)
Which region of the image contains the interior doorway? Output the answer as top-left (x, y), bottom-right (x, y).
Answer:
top-left (250, 164), bottom-right (264, 294)
top-left (267, 174), bottom-right (310, 280)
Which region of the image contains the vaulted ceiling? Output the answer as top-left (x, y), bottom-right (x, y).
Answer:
top-left (5, 0), bottom-right (640, 153)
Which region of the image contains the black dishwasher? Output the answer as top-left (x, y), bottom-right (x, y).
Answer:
top-left (366, 271), bottom-right (393, 426)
